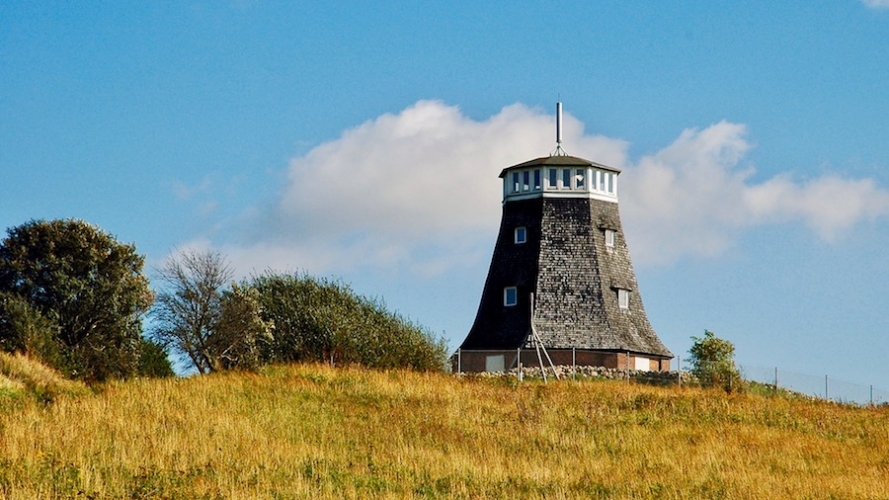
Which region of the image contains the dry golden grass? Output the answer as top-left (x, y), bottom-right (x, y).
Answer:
top-left (0, 375), bottom-right (22, 394)
top-left (2, 362), bottom-right (889, 498)
top-left (0, 352), bottom-right (86, 402)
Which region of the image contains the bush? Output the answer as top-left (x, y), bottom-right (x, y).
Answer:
top-left (688, 330), bottom-right (743, 392)
top-left (137, 338), bottom-right (175, 378)
top-left (249, 273), bottom-right (447, 371)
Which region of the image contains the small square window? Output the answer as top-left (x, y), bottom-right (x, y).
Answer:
top-left (504, 287), bottom-right (518, 307)
top-left (617, 289), bottom-right (629, 310)
top-left (605, 229), bottom-right (615, 249)
top-left (514, 227), bottom-right (527, 244)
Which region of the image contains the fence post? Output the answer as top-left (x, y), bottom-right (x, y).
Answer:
top-left (457, 349), bottom-right (461, 374)
top-left (572, 347), bottom-right (576, 380)
top-left (677, 357), bottom-right (681, 388)
top-left (825, 374), bottom-right (829, 400)
top-left (517, 348), bottom-right (522, 382)
top-left (774, 367), bottom-right (778, 395)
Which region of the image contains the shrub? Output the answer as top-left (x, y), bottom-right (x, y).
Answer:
top-left (688, 330), bottom-right (743, 392)
top-left (249, 272), bottom-right (447, 371)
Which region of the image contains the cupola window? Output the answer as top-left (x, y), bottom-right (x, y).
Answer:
top-left (548, 168), bottom-right (557, 190)
top-left (562, 168), bottom-right (572, 190)
top-left (575, 169), bottom-right (586, 189)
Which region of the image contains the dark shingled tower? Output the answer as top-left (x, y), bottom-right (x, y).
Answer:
top-left (457, 104), bottom-right (672, 373)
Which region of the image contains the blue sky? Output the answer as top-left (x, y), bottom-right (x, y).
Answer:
top-left (3, 1), bottom-right (889, 385)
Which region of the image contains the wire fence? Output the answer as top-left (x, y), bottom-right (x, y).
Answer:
top-left (674, 357), bottom-right (889, 406)
top-left (733, 362), bottom-right (889, 406)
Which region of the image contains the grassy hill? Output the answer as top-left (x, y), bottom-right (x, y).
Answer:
top-left (1, 360), bottom-right (888, 499)
top-left (0, 352), bottom-right (86, 403)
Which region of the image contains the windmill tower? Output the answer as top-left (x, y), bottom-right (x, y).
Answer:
top-left (457, 103), bottom-right (672, 373)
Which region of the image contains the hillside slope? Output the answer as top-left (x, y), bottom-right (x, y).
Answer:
top-left (0, 352), bottom-right (86, 402)
top-left (1, 363), bottom-right (888, 499)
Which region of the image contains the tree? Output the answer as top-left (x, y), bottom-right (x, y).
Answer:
top-left (688, 330), bottom-right (743, 392)
top-left (151, 250), bottom-right (271, 373)
top-left (0, 219), bottom-right (158, 381)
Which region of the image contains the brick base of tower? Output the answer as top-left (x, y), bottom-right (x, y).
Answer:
top-left (453, 349), bottom-right (672, 373)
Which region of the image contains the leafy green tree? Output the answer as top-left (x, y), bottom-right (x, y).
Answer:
top-left (249, 272), bottom-right (447, 371)
top-left (688, 330), bottom-right (743, 392)
top-left (151, 250), bottom-right (272, 373)
top-left (0, 219), bottom-right (157, 381)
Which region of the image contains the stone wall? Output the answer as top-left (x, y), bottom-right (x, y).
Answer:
top-left (459, 364), bottom-right (697, 386)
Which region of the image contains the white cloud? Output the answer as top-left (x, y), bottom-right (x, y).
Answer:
top-left (219, 100), bottom-right (627, 277)
top-left (619, 121), bottom-right (889, 264)
top-left (185, 100), bottom-right (889, 276)
top-left (863, 0), bottom-right (889, 9)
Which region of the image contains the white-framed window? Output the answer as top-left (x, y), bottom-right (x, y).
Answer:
top-left (514, 227), bottom-right (527, 244)
top-left (617, 289), bottom-right (629, 310)
top-left (562, 168), bottom-right (572, 189)
top-left (594, 170), bottom-right (617, 194)
top-left (504, 287), bottom-right (518, 307)
top-left (605, 229), bottom-right (615, 249)
top-left (548, 168), bottom-right (557, 190)
top-left (533, 169), bottom-right (541, 190)
top-left (575, 169), bottom-right (585, 189)
top-left (522, 170), bottom-right (530, 192)
top-left (512, 172), bottom-right (520, 193)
